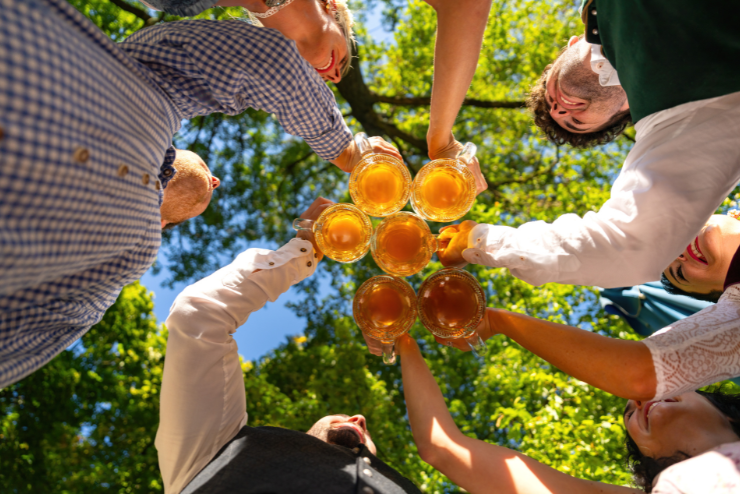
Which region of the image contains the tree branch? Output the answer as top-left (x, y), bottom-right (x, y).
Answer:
top-left (372, 94), bottom-right (526, 109)
top-left (109, 0), bottom-right (156, 25)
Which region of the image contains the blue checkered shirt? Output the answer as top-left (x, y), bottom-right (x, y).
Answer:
top-left (0, 0), bottom-right (352, 388)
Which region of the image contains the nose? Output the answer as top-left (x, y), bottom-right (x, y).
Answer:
top-left (325, 67), bottom-right (341, 84)
top-left (550, 100), bottom-right (570, 116)
top-left (348, 415), bottom-right (366, 431)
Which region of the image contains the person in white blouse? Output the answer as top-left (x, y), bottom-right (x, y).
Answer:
top-left (398, 333), bottom-right (740, 494)
top-left (156, 197), bottom-right (421, 494)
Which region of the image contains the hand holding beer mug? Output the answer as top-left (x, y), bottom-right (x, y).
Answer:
top-left (353, 275), bottom-right (417, 364)
top-left (349, 133), bottom-right (412, 217)
top-left (437, 220), bottom-right (478, 269)
top-left (293, 203), bottom-right (372, 263)
top-left (371, 212), bottom-right (440, 277)
top-left (411, 142), bottom-right (480, 222)
top-left (417, 268), bottom-right (488, 356)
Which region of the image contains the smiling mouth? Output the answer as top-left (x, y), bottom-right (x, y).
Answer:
top-left (316, 51), bottom-right (335, 73)
top-left (644, 398), bottom-right (678, 428)
top-left (687, 236), bottom-right (708, 265)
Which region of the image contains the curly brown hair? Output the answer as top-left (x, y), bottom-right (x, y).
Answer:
top-left (527, 64), bottom-right (632, 148)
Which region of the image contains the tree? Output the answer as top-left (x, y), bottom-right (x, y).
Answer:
top-left (5, 2), bottom-right (730, 493)
top-left (0, 283), bottom-right (165, 493)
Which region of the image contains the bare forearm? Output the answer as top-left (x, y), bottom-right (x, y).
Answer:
top-left (426, 0), bottom-right (492, 152)
top-left (489, 309), bottom-right (656, 400)
top-left (398, 337), bottom-right (465, 463)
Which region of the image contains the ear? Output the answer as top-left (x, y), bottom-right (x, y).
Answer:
top-left (568, 35), bottom-right (580, 47)
top-left (211, 176), bottom-right (221, 189)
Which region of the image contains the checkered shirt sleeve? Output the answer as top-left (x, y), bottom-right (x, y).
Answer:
top-left (122, 20), bottom-right (353, 161)
top-left (0, 0), bottom-right (177, 388)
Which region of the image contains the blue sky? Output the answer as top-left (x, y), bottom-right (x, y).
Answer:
top-left (140, 5), bottom-right (394, 363)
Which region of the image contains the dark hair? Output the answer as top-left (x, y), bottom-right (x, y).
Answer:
top-left (526, 59), bottom-right (632, 149)
top-left (625, 387), bottom-right (740, 492)
top-left (660, 273), bottom-right (723, 303)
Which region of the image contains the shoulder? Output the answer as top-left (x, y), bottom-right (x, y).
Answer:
top-left (652, 442), bottom-right (740, 494)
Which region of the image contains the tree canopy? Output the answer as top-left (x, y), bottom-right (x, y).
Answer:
top-left (3, 1), bottom-right (736, 493)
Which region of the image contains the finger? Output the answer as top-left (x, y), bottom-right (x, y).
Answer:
top-left (362, 332), bottom-right (384, 356)
top-left (433, 336), bottom-right (469, 352)
top-left (301, 197), bottom-right (335, 220)
top-left (370, 138), bottom-right (402, 161)
top-left (439, 224), bottom-right (459, 234)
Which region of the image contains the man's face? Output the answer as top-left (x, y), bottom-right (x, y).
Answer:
top-left (306, 414), bottom-right (377, 455)
top-left (545, 37), bottom-right (628, 133)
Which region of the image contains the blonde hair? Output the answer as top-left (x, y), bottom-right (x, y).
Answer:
top-left (244, 0), bottom-right (355, 76)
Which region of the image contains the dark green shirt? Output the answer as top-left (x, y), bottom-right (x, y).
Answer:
top-left (580, 0), bottom-right (740, 122)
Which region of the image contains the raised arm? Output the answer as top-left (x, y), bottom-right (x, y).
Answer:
top-left (438, 109), bottom-right (740, 286)
top-left (424, 0), bottom-right (492, 158)
top-left (156, 198), bottom-right (331, 494)
top-left (435, 308), bottom-right (656, 401)
top-left (397, 335), bottom-right (640, 494)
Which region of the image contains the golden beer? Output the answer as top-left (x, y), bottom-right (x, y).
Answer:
top-left (417, 268), bottom-right (487, 355)
top-left (353, 275), bottom-right (417, 364)
top-left (349, 133), bottom-right (411, 217)
top-left (293, 204), bottom-right (372, 263)
top-left (411, 142), bottom-right (478, 222)
top-left (371, 212), bottom-right (439, 277)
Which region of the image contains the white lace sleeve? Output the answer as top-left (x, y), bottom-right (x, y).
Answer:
top-left (643, 285), bottom-right (740, 401)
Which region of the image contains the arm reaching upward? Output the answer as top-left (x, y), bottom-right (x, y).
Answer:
top-left (424, 0), bottom-right (492, 158)
top-left (397, 335), bottom-right (641, 494)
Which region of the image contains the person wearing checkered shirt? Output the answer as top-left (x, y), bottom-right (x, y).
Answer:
top-left (0, 0), bottom-right (399, 388)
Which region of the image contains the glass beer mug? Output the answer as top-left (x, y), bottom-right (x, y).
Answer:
top-left (371, 212), bottom-right (440, 277)
top-left (349, 132), bottom-right (412, 217)
top-left (293, 203), bottom-right (373, 263)
top-left (417, 268), bottom-right (488, 355)
top-left (411, 142), bottom-right (478, 222)
top-left (353, 275), bottom-right (417, 364)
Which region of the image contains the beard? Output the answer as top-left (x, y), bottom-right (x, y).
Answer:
top-left (326, 427), bottom-right (363, 450)
top-left (556, 44), bottom-right (625, 113)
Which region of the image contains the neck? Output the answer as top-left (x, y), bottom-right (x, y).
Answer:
top-left (258, 0), bottom-right (318, 45)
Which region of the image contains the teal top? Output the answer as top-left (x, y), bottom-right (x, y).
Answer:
top-left (580, 0), bottom-right (740, 122)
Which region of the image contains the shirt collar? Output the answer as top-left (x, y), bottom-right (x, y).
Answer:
top-left (159, 146), bottom-right (177, 189)
top-left (589, 43), bottom-right (621, 87)
top-left (723, 243), bottom-right (740, 290)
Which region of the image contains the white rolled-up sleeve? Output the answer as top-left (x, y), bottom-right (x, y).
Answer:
top-left (155, 239), bottom-right (318, 494)
top-left (462, 92), bottom-right (740, 288)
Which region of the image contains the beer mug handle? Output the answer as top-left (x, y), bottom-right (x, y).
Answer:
top-left (464, 332), bottom-right (487, 357)
top-left (429, 234), bottom-right (442, 252)
top-left (381, 341), bottom-right (396, 365)
top-left (292, 218), bottom-right (315, 232)
top-left (354, 132), bottom-right (374, 158)
top-left (456, 142), bottom-right (477, 165)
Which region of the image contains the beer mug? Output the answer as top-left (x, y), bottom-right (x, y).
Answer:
top-left (353, 275), bottom-right (417, 364)
top-left (370, 212), bottom-right (440, 277)
top-left (417, 268), bottom-right (487, 355)
top-left (410, 142), bottom-right (478, 222)
top-left (349, 133), bottom-right (412, 217)
top-left (293, 203), bottom-right (372, 263)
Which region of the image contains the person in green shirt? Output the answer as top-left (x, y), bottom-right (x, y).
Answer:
top-left (527, 0), bottom-right (740, 148)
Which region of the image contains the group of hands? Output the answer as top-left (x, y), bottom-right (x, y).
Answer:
top-left (296, 131), bottom-right (494, 358)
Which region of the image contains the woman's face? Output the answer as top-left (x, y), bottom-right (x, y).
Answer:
top-left (263, 0), bottom-right (350, 83)
top-left (624, 392), bottom-right (738, 458)
top-left (663, 215), bottom-right (740, 294)
top-left (294, 10), bottom-right (349, 83)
